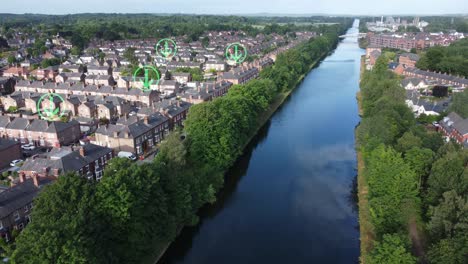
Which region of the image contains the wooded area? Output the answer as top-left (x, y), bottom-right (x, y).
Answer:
top-left (357, 56), bottom-right (468, 264)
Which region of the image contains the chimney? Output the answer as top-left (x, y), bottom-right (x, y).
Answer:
top-left (143, 116), bottom-right (149, 125)
top-left (79, 147), bottom-right (86, 157)
top-left (32, 174), bottom-right (39, 187)
top-left (19, 172), bottom-right (25, 183)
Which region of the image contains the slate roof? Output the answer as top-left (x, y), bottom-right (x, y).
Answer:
top-left (399, 53), bottom-right (420, 62)
top-left (0, 138), bottom-right (20, 152)
top-left (401, 78), bottom-right (426, 87)
top-left (442, 112), bottom-right (468, 136)
top-left (99, 112), bottom-right (169, 139)
top-left (20, 144), bottom-right (112, 174)
top-left (404, 68), bottom-right (468, 86)
top-left (0, 179), bottom-right (40, 219)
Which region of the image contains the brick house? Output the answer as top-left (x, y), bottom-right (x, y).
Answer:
top-left (0, 178), bottom-right (46, 242)
top-left (0, 117), bottom-right (81, 147)
top-left (78, 101), bottom-right (97, 118)
top-left (2, 67), bottom-right (30, 78)
top-left (439, 112), bottom-right (468, 146)
top-left (20, 143), bottom-right (114, 181)
top-left (219, 66), bottom-right (259, 85)
top-left (403, 68), bottom-right (468, 88)
top-left (398, 53), bottom-right (420, 68)
top-left (94, 113), bottom-right (169, 156)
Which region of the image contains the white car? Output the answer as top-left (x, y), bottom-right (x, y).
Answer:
top-left (117, 151), bottom-right (137, 161)
top-left (21, 144), bottom-right (36, 150)
top-left (10, 159), bottom-right (23, 167)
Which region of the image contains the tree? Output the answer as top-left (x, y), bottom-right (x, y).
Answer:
top-left (427, 236), bottom-right (468, 264)
top-left (449, 88), bottom-right (468, 118)
top-left (11, 174), bottom-right (104, 264)
top-left (175, 67), bottom-right (204, 81)
top-left (366, 145), bottom-right (419, 235)
top-left (7, 106), bottom-right (18, 113)
top-left (368, 234), bottom-right (416, 264)
top-left (7, 55), bottom-right (16, 65)
top-left (41, 58), bottom-right (61, 68)
top-left (96, 158), bottom-right (173, 262)
top-left (70, 47), bottom-right (81, 56)
top-left (396, 132), bottom-right (422, 153)
top-left (201, 36), bottom-right (209, 47)
top-left (404, 147), bottom-right (434, 189)
top-left (426, 151), bottom-right (467, 205)
top-left (427, 190), bottom-right (468, 240)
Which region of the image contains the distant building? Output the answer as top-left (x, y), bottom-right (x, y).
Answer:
top-left (403, 68), bottom-right (468, 88)
top-left (398, 53), bottom-right (420, 68)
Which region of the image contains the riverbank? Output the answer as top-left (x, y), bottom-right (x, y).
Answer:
top-left (356, 50), bottom-right (375, 263)
top-left (355, 91), bottom-right (374, 264)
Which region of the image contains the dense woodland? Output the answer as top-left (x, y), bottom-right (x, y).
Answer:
top-left (0, 14), bottom-right (351, 56)
top-left (416, 39), bottom-right (468, 78)
top-left (5, 21), bottom-right (347, 264)
top-left (357, 56), bottom-right (468, 264)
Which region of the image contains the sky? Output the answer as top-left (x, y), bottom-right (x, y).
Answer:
top-left (1, 0), bottom-right (467, 15)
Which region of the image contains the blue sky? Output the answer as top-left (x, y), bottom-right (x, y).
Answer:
top-left (2, 0), bottom-right (467, 15)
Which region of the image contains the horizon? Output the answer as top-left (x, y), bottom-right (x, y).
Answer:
top-left (1, 12), bottom-right (468, 17)
top-left (2, 0), bottom-right (468, 16)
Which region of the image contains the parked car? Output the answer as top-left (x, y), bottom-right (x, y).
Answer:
top-left (21, 144), bottom-right (36, 150)
top-left (117, 151), bottom-right (137, 161)
top-left (10, 159), bottom-right (23, 167)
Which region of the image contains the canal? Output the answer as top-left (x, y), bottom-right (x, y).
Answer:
top-left (160, 19), bottom-right (364, 264)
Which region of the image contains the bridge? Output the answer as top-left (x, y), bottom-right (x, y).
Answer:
top-left (339, 33), bottom-right (367, 38)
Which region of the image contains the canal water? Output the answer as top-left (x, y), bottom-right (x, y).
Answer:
top-left (160, 20), bottom-right (364, 264)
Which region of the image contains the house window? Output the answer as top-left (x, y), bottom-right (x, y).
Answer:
top-left (24, 205), bottom-right (29, 213)
top-left (0, 220), bottom-right (3, 229)
top-left (14, 211), bottom-right (20, 221)
top-left (96, 171), bottom-right (103, 181)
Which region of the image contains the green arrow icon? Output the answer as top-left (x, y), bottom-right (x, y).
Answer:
top-left (225, 43), bottom-right (247, 64)
top-left (44, 94), bottom-right (59, 117)
top-left (160, 41), bottom-right (173, 58)
top-left (143, 68), bottom-right (155, 89)
top-left (156, 38), bottom-right (177, 59)
top-left (37, 93), bottom-right (65, 120)
top-left (230, 45), bottom-right (243, 62)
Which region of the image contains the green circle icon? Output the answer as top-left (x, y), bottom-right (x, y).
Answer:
top-left (225, 43), bottom-right (248, 64)
top-left (156, 38), bottom-right (177, 59)
top-left (37, 93), bottom-right (66, 121)
top-left (133, 65), bottom-right (160, 91)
